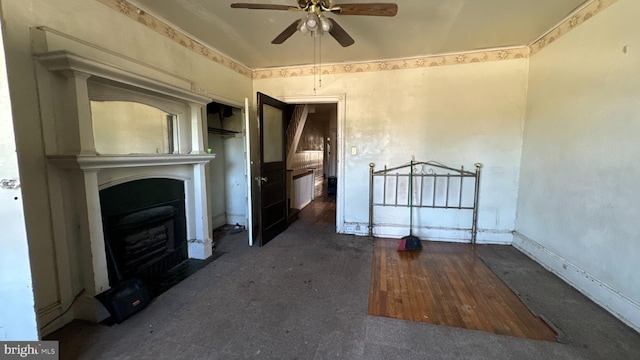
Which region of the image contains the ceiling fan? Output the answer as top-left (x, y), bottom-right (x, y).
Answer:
top-left (230, 1), bottom-right (398, 47)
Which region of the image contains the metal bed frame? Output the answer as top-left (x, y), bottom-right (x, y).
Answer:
top-left (368, 160), bottom-right (483, 243)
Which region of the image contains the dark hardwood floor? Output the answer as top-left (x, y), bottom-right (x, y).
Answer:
top-left (368, 238), bottom-right (558, 342)
top-left (298, 195), bottom-right (335, 226)
top-left (297, 180), bottom-right (336, 227)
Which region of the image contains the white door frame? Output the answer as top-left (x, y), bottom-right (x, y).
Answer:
top-left (203, 96), bottom-right (253, 245)
top-left (243, 98), bottom-right (254, 245)
top-left (282, 94), bottom-right (346, 233)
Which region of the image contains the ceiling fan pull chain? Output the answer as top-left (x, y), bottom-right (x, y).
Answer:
top-left (319, 33), bottom-right (322, 89)
top-left (313, 32), bottom-right (317, 95)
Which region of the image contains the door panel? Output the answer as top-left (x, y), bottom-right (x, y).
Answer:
top-left (257, 93), bottom-right (288, 246)
top-left (262, 104), bottom-right (284, 162)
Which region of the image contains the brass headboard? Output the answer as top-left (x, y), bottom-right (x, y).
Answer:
top-left (368, 160), bottom-right (482, 243)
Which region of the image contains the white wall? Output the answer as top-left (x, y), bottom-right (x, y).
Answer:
top-left (516, 0), bottom-right (640, 331)
top-left (0, 0), bottom-right (252, 335)
top-left (291, 151), bottom-right (323, 175)
top-left (255, 59), bottom-right (528, 242)
top-left (292, 172), bottom-right (314, 210)
top-left (208, 107), bottom-right (247, 229)
top-left (208, 114), bottom-right (227, 229)
top-left (222, 108), bottom-right (248, 227)
top-left (0, 19), bottom-right (39, 340)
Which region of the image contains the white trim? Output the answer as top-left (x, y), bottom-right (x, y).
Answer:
top-left (35, 51), bottom-right (211, 105)
top-left (226, 213), bottom-right (247, 227)
top-left (98, 174), bottom-right (190, 190)
top-left (281, 94), bottom-right (346, 233)
top-left (88, 80), bottom-right (187, 116)
top-left (474, 230), bottom-right (514, 245)
top-left (211, 212), bottom-right (227, 230)
top-left (244, 98), bottom-right (254, 246)
top-left (190, 163), bottom-right (212, 259)
top-left (47, 154), bottom-right (215, 170)
top-left (368, 224), bottom-right (513, 244)
top-left (513, 232), bottom-right (640, 333)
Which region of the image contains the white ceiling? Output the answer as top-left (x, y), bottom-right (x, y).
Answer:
top-left (128, 0), bottom-right (589, 69)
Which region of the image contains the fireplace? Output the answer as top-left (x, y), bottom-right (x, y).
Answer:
top-left (100, 179), bottom-right (188, 286)
top-left (35, 50), bottom-right (217, 325)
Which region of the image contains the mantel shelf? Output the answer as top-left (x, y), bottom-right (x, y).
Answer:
top-left (47, 153), bottom-right (216, 170)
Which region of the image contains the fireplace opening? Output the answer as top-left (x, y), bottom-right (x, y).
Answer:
top-left (100, 178), bottom-right (188, 294)
top-left (109, 205), bottom-right (181, 282)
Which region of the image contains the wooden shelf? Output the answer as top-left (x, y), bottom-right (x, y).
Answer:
top-left (208, 127), bottom-right (240, 136)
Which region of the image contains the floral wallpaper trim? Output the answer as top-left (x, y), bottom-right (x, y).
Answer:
top-left (99, 0), bottom-right (616, 80)
top-left (252, 47), bottom-right (530, 79)
top-left (97, 0), bottom-right (253, 78)
top-left (529, 0), bottom-right (618, 56)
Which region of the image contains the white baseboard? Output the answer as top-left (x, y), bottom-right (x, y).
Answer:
top-left (225, 213), bottom-right (246, 227)
top-left (513, 232), bottom-right (640, 333)
top-left (211, 213), bottom-right (226, 230)
top-left (342, 222), bottom-right (369, 236)
top-left (363, 224), bottom-right (513, 244)
top-left (475, 230), bottom-right (513, 245)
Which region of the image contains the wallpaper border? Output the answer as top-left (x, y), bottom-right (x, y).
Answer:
top-left (529, 0), bottom-right (618, 56)
top-left (96, 0), bottom-right (253, 78)
top-left (253, 47), bottom-right (530, 79)
top-left (97, 0), bottom-right (617, 80)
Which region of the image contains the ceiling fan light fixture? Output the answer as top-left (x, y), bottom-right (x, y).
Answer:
top-left (319, 16), bottom-right (332, 32)
top-left (305, 13), bottom-right (319, 31)
top-left (298, 19), bottom-right (310, 34)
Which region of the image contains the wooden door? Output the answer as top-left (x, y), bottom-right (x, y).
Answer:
top-left (257, 92), bottom-right (288, 246)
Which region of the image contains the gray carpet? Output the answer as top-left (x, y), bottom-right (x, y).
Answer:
top-left (47, 220), bottom-right (640, 359)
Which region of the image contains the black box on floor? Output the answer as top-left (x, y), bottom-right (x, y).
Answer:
top-left (328, 176), bottom-right (337, 195)
top-left (96, 278), bottom-right (150, 323)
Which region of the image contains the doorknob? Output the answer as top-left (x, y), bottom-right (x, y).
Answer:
top-left (255, 176), bottom-right (268, 184)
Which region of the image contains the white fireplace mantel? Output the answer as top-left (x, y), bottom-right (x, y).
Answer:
top-left (35, 50), bottom-right (209, 105)
top-left (35, 50), bottom-right (216, 325)
top-left (48, 153), bottom-right (216, 170)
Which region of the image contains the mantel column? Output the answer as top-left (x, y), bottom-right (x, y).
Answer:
top-left (189, 103), bottom-right (206, 155)
top-left (72, 169), bottom-right (110, 322)
top-left (187, 163), bottom-right (213, 259)
top-left (59, 70), bottom-right (96, 155)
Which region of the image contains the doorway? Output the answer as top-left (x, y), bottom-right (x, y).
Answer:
top-left (282, 95), bottom-right (345, 234)
top-left (244, 93), bottom-right (346, 246)
top-left (206, 101), bottom-right (249, 241)
top-left (286, 102), bottom-right (337, 224)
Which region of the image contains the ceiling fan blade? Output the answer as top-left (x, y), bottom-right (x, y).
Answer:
top-left (230, 3), bottom-right (300, 11)
top-left (271, 20), bottom-right (301, 44)
top-left (327, 18), bottom-right (355, 47)
top-left (331, 3), bottom-right (398, 16)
